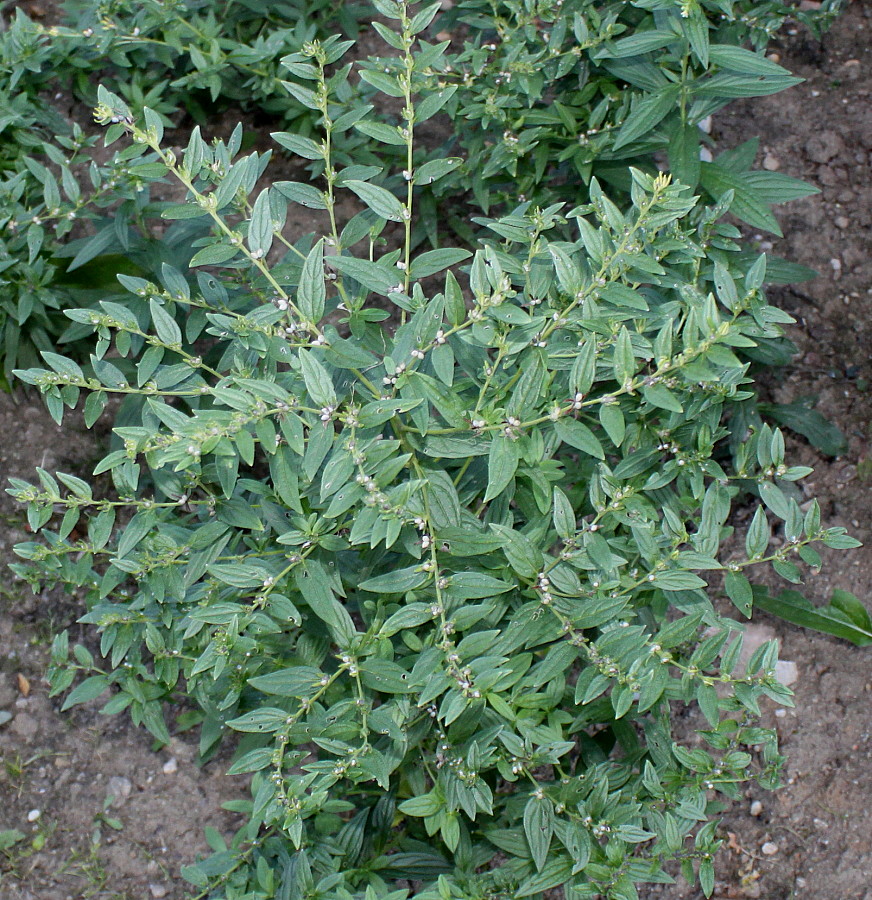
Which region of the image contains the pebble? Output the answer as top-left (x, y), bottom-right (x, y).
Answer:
top-left (27, 809), bottom-right (41, 822)
top-left (0, 678), bottom-right (17, 708)
top-left (835, 216), bottom-right (850, 229)
top-left (796, 877), bottom-right (807, 889)
top-left (162, 757), bottom-right (178, 775)
top-left (837, 59), bottom-right (861, 81)
top-left (106, 775), bottom-right (133, 806)
top-left (761, 841), bottom-right (779, 856)
top-left (806, 131), bottom-right (843, 164)
top-left (9, 712), bottom-right (38, 741)
top-left (775, 708), bottom-right (787, 718)
top-left (750, 800), bottom-right (763, 817)
top-left (775, 660), bottom-right (798, 686)
top-left (149, 884), bottom-right (168, 899)
top-left (763, 154), bottom-right (781, 171)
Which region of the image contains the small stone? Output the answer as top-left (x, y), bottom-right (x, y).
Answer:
top-left (837, 60), bottom-right (861, 81)
top-left (149, 884), bottom-right (169, 899)
top-left (162, 757), bottom-right (178, 775)
top-left (775, 660), bottom-right (798, 686)
top-left (796, 877), bottom-right (807, 889)
top-left (775, 708), bottom-right (787, 718)
top-left (105, 775), bottom-right (133, 806)
top-left (763, 154), bottom-right (781, 171)
top-left (761, 841), bottom-right (779, 856)
top-left (9, 712), bottom-right (38, 741)
top-left (750, 800), bottom-right (763, 817)
top-left (0, 678), bottom-right (16, 708)
top-left (835, 216), bottom-right (850, 229)
top-left (27, 809), bottom-right (41, 822)
top-left (806, 131), bottom-right (843, 164)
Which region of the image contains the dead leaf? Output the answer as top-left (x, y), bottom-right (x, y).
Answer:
top-left (17, 673), bottom-right (31, 697)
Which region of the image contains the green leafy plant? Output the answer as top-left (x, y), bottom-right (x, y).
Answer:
top-left (0, 0), bottom-right (368, 382)
top-left (0, 0), bottom-right (844, 387)
top-left (7, 3), bottom-right (861, 896)
top-left (426, 0), bottom-right (839, 225)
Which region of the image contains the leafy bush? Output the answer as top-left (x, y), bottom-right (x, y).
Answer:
top-left (0, 0), bottom-right (366, 382)
top-left (7, 4), bottom-right (860, 897)
top-left (433, 0), bottom-right (841, 222)
top-left (0, 0), bottom-right (843, 383)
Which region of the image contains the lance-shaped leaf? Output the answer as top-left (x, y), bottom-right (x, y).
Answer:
top-left (298, 240), bottom-right (326, 323)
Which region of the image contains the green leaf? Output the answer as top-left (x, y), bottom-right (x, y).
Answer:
top-left (612, 326), bottom-right (635, 384)
top-left (745, 505), bottom-right (770, 558)
top-left (0, 830), bottom-right (26, 851)
top-left (599, 404), bottom-right (625, 447)
top-left (552, 487), bottom-right (576, 539)
top-left (359, 658), bottom-right (414, 693)
top-left (248, 666), bottom-right (323, 697)
top-left (275, 181), bottom-right (326, 209)
top-left (358, 70), bottom-right (405, 98)
top-left (380, 603), bottom-right (434, 636)
top-left (523, 796), bottom-right (554, 872)
top-left (298, 350), bottom-right (336, 408)
top-left (446, 572), bottom-right (514, 600)
top-left (345, 180), bottom-right (405, 222)
top-left (650, 571), bottom-right (707, 591)
top-left (700, 163), bottom-right (781, 235)
top-left (271, 132), bottom-right (324, 160)
top-left (294, 561), bottom-right (355, 644)
top-left (761, 402), bottom-right (847, 457)
top-left (248, 188), bottom-right (273, 256)
top-left (414, 157), bottom-right (463, 185)
top-left (709, 44), bottom-right (794, 76)
top-left (758, 482), bottom-right (790, 521)
top-left (226, 707), bottom-right (289, 733)
top-left (189, 242), bottom-right (239, 267)
top-left (359, 566), bottom-right (429, 594)
top-left (149, 299), bottom-right (182, 346)
top-left (682, 10), bottom-right (710, 68)
top-left (668, 122), bottom-right (701, 189)
top-left (613, 85), bottom-right (680, 150)
top-left (490, 524), bottom-right (543, 578)
top-left (753, 586), bottom-right (872, 646)
top-left (485, 435), bottom-right (520, 502)
top-left (410, 249), bottom-right (472, 280)
top-left (330, 256), bottom-right (401, 295)
top-left (606, 29), bottom-right (676, 58)
top-left (555, 418), bottom-right (604, 459)
top-left (61, 675), bottom-right (109, 710)
top-left (724, 570), bottom-right (753, 617)
top-left (354, 120), bottom-right (408, 146)
top-left (298, 241), bottom-right (326, 323)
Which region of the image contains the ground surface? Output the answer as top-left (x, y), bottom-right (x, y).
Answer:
top-left (2, 4), bottom-right (872, 900)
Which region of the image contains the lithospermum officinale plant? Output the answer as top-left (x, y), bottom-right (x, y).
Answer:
top-left (7, 2), bottom-right (860, 898)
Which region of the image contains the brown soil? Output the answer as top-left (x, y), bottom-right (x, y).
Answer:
top-left (2, 4), bottom-right (872, 900)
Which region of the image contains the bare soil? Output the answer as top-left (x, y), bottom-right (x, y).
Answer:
top-left (2, 4), bottom-right (872, 900)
